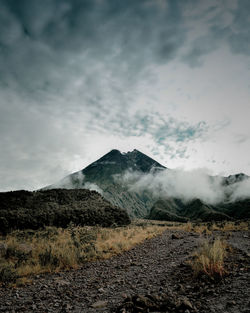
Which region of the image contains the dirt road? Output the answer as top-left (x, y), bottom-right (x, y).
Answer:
top-left (0, 229), bottom-right (249, 312)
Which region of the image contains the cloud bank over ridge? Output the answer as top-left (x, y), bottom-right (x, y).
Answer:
top-left (115, 168), bottom-right (250, 205)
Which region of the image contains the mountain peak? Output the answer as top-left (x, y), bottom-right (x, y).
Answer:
top-left (107, 148), bottom-right (141, 156)
top-left (109, 149), bottom-right (121, 154)
top-left (127, 149), bottom-right (140, 154)
top-left (71, 148), bottom-right (166, 187)
top-left (95, 149), bottom-right (166, 172)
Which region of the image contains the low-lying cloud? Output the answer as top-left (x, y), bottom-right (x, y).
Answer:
top-left (115, 169), bottom-right (250, 204)
top-left (226, 178), bottom-right (250, 202)
top-left (48, 171), bottom-right (103, 195)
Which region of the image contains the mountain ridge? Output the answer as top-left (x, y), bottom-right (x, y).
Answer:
top-left (45, 149), bottom-right (250, 221)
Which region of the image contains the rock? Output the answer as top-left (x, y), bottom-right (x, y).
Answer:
top-left (171, 234), bottom-right (180, 239)
top-left (54, 279), bottom-right (71, 286)
top-left (177, 298), bottom-right (193, 310)
top-left (91, 300), bottom-right (108, 308)
top-left (121, 293), bottom-right (129, 299)
top-left (227, 300), bottom-right (236, 307)
top-left (98, 287), bottom-right (105, 293)
top-left (61, 303), bottom-right (73, 312)
top-left (190, 232), bottom-right (200, 237)
top-left (134, 295), bottom-right (153, 308)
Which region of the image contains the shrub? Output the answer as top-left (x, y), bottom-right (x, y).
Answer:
top-left (190, 239), bottom-right (228, 279)
top-left (0, 264), bottom-right (17, 285)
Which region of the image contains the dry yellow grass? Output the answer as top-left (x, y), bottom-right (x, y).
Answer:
top-left (183, 221), bottom-right (193, 232)
top-left (0, 223), bottom-right (168, 285)
top-left (179, 221), bottom-right (249, 234)
top-left (1, 219), bottom-right (248, 285)
top-left (192, 224), bottom-right (212, 235)
top-left (94, 225), bottom-right (166, 258)
top-left (189, 238), bottom-right (228, 279)
top-left (211, 221), bottom-right (249, 232)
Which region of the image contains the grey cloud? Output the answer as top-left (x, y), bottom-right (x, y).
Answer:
top-left (233, 134), bottom-right (249, 144)
top-left (182, 34), bottom-right (219, 67)
top-left (0, 90), bottom-right (91, 191)
top-left (0, 0), bottom-right (186, 90)
top-left (153, 118), bottom-right (207, 143)
top-left (115, 168), bottom-right (250, 204)
top-left (180, 0), bottom-right (250, 65)
top-left (115, 169), bottom-right (225, 204)
top-left (89, 110), bottom-right (207, 162)
top-left (0, 0), bottom-right (248, 99)
top-left (93, 110), bottom-right (208, 143)
top-left (231, 179), bottom-right (250, 201)
top-left (49, 171), bottom-right (104, 194)
top-left (223, 0), bottom-right (250, 55)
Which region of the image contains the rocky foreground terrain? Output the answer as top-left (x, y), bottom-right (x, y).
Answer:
top-left (0, 229), bottom-right (249, 313)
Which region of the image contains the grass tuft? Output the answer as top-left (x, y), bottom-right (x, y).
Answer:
top-left (189, 238), bottom-right (228, 279)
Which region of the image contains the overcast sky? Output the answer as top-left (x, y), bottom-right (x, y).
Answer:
top-left (0, 0), bottom-right (250, 191)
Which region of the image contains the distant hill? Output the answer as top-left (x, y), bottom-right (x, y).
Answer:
top-left (147, 198), bottom-right (246, 222)
top-left (148, 173), bottom-right (250, 222)
top-left (45, 149), bottom-right (166, 217)
top-left (0, 189), bottom-right (130, 234)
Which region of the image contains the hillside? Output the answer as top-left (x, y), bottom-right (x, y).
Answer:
top-left (148, 198), bottom-right (239, 222)
top-left (0, 189), bottom-right (130, 234)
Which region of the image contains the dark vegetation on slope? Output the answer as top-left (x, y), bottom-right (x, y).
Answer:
top-left (218, 200), bottom-right (250, 219)
top-left (148, 197), bottom-right (250, 222)
top-left (148, 199), bottom-right (188, 222)
top-left (0, 189), bottom-right (130, 234)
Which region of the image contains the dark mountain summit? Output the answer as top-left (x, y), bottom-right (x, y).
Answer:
top-left (81, 149), bottom-right (166, 184)
top-left (46, 149), bottom-right (165, 217)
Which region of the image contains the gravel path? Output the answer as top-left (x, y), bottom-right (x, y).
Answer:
top-left (0, 229), bottom-right (249, 313)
